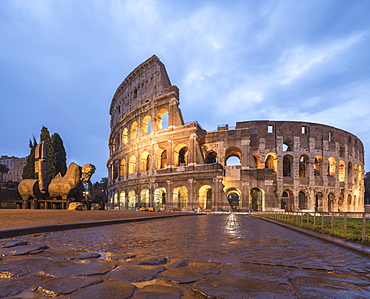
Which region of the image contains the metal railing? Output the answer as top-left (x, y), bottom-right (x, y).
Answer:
top-left (256, 211), bottom-right (370, 243)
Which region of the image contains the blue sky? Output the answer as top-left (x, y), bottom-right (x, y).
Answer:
top-left (1, 0), bottom-right (369, 181)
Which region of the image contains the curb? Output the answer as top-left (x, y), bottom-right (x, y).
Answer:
top-left (255, 216), bottom-right (370, 257)
top-left (0, 213), bottom-right (198, 239)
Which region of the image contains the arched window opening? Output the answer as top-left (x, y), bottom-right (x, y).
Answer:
top-left (113, 161), bottom-right (119, 179)
top-left (173, 186), bottom-right (188, 209)
top-left (198, 185), bottom-right (212, 210)
top-left (154, 187), bottom-right (166, 209)
top-left (347, 162), bottom-right (353, 182)
top-left (251, 188), bottom-right (264, 211)
top-left (328, 193), bottom-right (335, 212)
top-left (128, 190), bottom-right (136, 210)
top-left (129, 155), bottom-right (136, 175)
top-left (226, 156), bottom-right (241, 166)
top-left (283, 155), bottom-right (292, 177)
top-left (205, 151), bottom-right (218, 164)
top-left (338, 192), bottom-right (344, 212)
top-left (298, 191), bottom-right (307, 210)
top-left (157, 109), bottom-right (169, 130)
top-left (253, 154), bottom-right (259, 168)
top-left (347, 194), bottom-right (352, 212)
top-left (142, 115), bottom-right (152, 135)
top-left (120, 159), bottom-right (126, 177)
top-left (327, 157), bottom-right (336, 176)
top-left (119, 191), bottom-right (126, 210)
top-left (226, 190), bottom-right (240, 210)
top-left (178, 147), bottom-right (188, 166)
top-left (299, 155), bottom-right (309, 177)
top-left (338, 160), bottom-right (345, 182)
top-left (160, 150), bottom-right (167, 168)
top-left (130, 122), bottom-right (138, 140)
top-left (140, 188), bottom-right (150, 208)
top-left (283, 140), bottom-right (293, 152)
top-left (122, 128), bottom-right (128, 145)
top-left (140, 152), bottom-right (150, 172)
top-left (314, 156), bottom-right (323, 176)
top-left (281, 190), bottom-right (293, 211)
top-left (315, 192), bottom-right (323, 212)
top-left (265, 153), bottom-right (277, 173)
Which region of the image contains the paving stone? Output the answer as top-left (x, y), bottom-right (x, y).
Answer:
top-left (132, 256), bottom-right (168, 265)
top-left (161, 267), bottom-right (205, 284)
top-left (66, 280), bottom-right (136, 299)
top-left (0, 240), bottom-right (27, 248)
top-left (133, 284), bottom-right (183, 299)
top-left (0, 256), bottom-right (52, 278)
top-left (104, 252), bottom-right (136, 262)
top-left (0, 275), bottom-right (42, 298)
top-left (34, 276), bottom-right (102, 296)
top-left (0, 244), bottom-right (48, 256)
top-left (191, 275), bottom-right (297, 298)
top-left (106, 265), bottom-right (166, 282)
top-left (39, 259), bottom-right (116, 277)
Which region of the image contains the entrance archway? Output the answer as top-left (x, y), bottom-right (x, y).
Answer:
top-left (198, 185), bottom-right (212, 210)
top-left (251, 188), bottom-right (264, 211)
top-left (154, 187), bottom-right (166, 210)
top-left (281, 190), bottom-right (293, 212)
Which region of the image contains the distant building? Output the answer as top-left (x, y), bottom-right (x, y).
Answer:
top-left (0, 155), bottom-right (27, 182)
top-left (107, 56), bottom-right (365, 212)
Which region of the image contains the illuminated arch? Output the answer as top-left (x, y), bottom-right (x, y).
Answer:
top-left (120, 158), bottom-right (126, 177)
top-left (140, 151), bottom-right (150, 172)
top-left (314, 155), bottom-right (323, 176)
top-left (327, 157), bottom-right (336, 176)
top-left (154, 187), bottom-right (166, 209)
top-left (128, 189), bottom-right (136, 210)
top-left (140, 188), bottom-right (150, 208)
top-left (129, 155), bottom-right (136, 175)
top-left (130, 121), bottom-right (138, 140)
top-left (338, 160), bottom-right (345, 182)
top-left (142, 115), bottom-right (152, 135)
top-left (119, 191), bottom-right (126, 209)
top-left (173, 186), bottom-right (188, 208)
top-left (226, 187), bottom-right (241, 210)
top-left (174, 143), bottom-right (188, 166)
top-left (198, 185), bottom-right (212, 210)
top-left (157, 108), bottom-right (169, 130)
top-left (225, 147), bottom-right (242, 166)
top-left (265, 153), bottom-right (278, 173)
top-left (250, 188), bottom-right (265, 211)
top-left (122, 128), bottom-right (128, 145)
top-left (155, 148), bottom-right (167, 169)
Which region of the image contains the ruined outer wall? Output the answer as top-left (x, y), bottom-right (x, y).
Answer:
top-left (107, 57), bottom-right (365, 212)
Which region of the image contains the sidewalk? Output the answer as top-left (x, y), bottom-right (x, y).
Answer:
top-left (0, 209), bottom-right (189, 238)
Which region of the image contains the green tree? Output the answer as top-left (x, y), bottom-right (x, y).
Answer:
top-left (51, 133), bottom-right (67, 177)
top-left (0, 164), bottom-right (9, 182)
top-left (40, 126), bottom-right (56, 182)
top-left (22, 137), bottom-right (37, 179)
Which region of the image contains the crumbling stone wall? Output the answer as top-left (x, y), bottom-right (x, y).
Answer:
top-left (107, 56), bottom-right (365, 212)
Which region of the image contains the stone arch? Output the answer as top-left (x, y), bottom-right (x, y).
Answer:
top-left (225, 147), bottom-right (242, 166)
top-left (140, 151), bottom-right (150, 172)
top-left (120, 158), bottom-right (126, 177)
top-left (122, 128), bottom-right (128, 145)
top-left (298, 191), bottom-right (307, 210)
top-left (154, 187), bottom-right (166, 209)
top-left (140, 188), bottom-right (150, 208)
top-left (265, 152), bottom-right (278, 173)
top-left (327, 157), bottom-right (336, 176)
top-left (198, 185), bottom-right (212, 210)
top-left (119, 191), bottom-right (126, 209)
top-left (347, 194), bottom-right (352, 212)
top-left (128, 189), bottom-right (136, 210)
top-left (315, 192), bottom-right (323, 212)
top-left (283, 139), bottom-right (293, 152)
top-left (281, 190), bottom-right (294, 211)
top-left (205, 151), bottom-right (218, 164)
top-left (338, 192), bottom-right (344, 212)
top-left (347, 162), bottom-right (353, 183)
top-left (283, 154), bottom-right (293, 177)
top-left (328, 192), bottom-right (335, 212)
top-left (338, 160), bottom-right (345, 182)
top-left (157, 108), bottom-right (169, 130)
top-left (226, 187), bottom-right (241, 210)
top-left (129, 155), bottom-right (136, 175)
top-left (250, 188), bottom-right (264, 211)
top-left (173, 186), bottom-right (188, 209)
top-left (252, 153), bottom-right (261, 169)
top-left (155, 148), bottom-right (167, 169)
top-left (174, 143), bottom-right (188, 166)
top-left (142, 115), bottom-right (152, 135)
top-left (314, 155), bottom-right (323, 176)
top-left (113, 192), bottom-right (118, 207)
top-left (299, 155), bottom-right (309, 177)
top-left (130, 121), bottom-right (138, 140)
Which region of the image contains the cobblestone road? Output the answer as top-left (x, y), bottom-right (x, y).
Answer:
top-left (1, 214), bottom-right (370, 298)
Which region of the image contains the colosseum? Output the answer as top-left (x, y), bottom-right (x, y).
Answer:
top-left (107, 55), bottom-right (365, 213)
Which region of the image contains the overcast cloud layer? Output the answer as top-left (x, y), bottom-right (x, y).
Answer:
top-left (1, 0), bottom-right (369, 181)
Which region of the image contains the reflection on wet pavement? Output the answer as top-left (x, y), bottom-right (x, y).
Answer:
top-left (1, 214), bottom-right (370, 298)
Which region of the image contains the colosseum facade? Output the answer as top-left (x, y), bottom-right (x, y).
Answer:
top-left (107, 55), bottom-right (365, 212)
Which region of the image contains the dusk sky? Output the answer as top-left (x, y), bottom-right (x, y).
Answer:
top-left (1, 0), bottom-right (369, 181)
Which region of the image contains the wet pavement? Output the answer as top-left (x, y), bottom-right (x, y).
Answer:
top-left (1, 214), bottom-right (370, 298)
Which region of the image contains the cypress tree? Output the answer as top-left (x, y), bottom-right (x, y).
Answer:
top-left (40, 126), bottom-right (56, 182)
top-left (22, 137), bottom-right (37, 179)
top-left (52, 133), bottom-right (67, 177)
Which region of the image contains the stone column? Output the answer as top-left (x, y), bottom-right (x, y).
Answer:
top-left (166, 180), bottom-right (173, 210)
